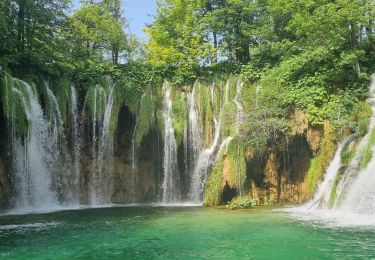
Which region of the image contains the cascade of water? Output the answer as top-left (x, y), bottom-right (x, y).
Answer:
top-left (304, 135), bottom-right (355, 210)
top-left (45, 83), bottom-right (63, 141)
top-left (255, 85), bottom-right (262, 107)
top-left (89, 83), bottom-right (114, 205)
top-left (297, 74), bottom-right (375, 217)
top-left (233, 80), bottom-right (244, 195)
top-left (132, 94), bottom-right (146, 176)
top-left (219, 137), bottom-right (234, 156)
top-left (162, 85), bottom-right (180, 203)
top-left (71, 85), bottom-right (81, 203)
top-left (233, 81), bottom-right (244, 133)
top-left (186, 83), bottom-right (201, 178)
top-left (44, 82), bottom-right (76, 204)
top-left (189, 117), bottom-right (221, 203)
top-left (328, 75), bottom-right (375, 209)
top-left (224, 80), bottom-right (230, 104)
top-left (332, 137), bottom-right (368, 208)
top-left (10, 80), bottom-right (59, 208)
top-left (210, 82), bottom-right (215, 106)
top-left (338, 74), bottom-right (375, 214)
top-left (130, 93), bottom-right (146, 200)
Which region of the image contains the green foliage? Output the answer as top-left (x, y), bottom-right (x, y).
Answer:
top-left (68, 3), bottom-right (126, 64)
top-left (228, 196), bottom-right (256, 209)
top-left (0, 0), bottom-right (70, 76)
top-left (146, 0), bottom-right (213, 80)
top-left (240, 79), bottom-right (289, 149)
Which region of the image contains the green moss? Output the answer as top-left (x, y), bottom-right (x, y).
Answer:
top-left (204, 137), bottom-right (247, 206)
top-left (203, 157), bottom-right (224, 206)
top-left (328, 173), bottom-right (341, 207)
top-left (226, 138), bottom-right (246, 188)
top-left (306, 128), bottom-right (337, 195)
top-left (171, 88), bottom-right (187, 146)
top-left (0, 73), bottom-right (33, 138)
top-left (84, 85), bottom-right (107, 119)
top-left (359, 127), bottom-right (375, 170)
top-left (220, 102), bottom-right (237, 137)
top-left (340, 141), bottom-right (356, 165)
top-left (307, 157), bottom-right (322, 195)
top-left (135, 90), bottom-right (156, 147)
top-left (53, 76), bottom-right (72, 122)
top-left (204, 134), bottom-right (227, 206)
top-left (195, 81), bottom-right (215, 144)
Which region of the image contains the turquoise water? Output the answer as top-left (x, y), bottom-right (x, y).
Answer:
top-left (1, 206), bottom-right (375, 259)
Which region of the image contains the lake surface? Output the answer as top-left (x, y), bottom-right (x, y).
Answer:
top-left (0, 206), bottom-right (375, 259)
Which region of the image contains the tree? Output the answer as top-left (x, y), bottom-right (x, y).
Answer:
top-left (0, 0), bottom-right (70, 75)
top-left (69, 2), bottom-right (126, 64)
top-left (145, 0), bottom-right (213, 75)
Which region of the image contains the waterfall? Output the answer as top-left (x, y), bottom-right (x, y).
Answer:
top-left (233, 80), bottom-right (244, 195)
top-left (71, 85), bottom-right (81, 203)
top-left (338, 74), bottom-right (375, 214)
top-left (210, 82), bottom-right (215, 106)
top-left (186, 83), bottom-right (201, 181)
top-left (304, 135), bottom-right (355, 210)
top-left (295, 74), bottom-right (375, 219)
top-left (332, 135), bottom-right (369, 208)
top-left (132, 94), bottom-right (146, 176)
top-left (255, 85), bottom-right (261, 107)
top-left (233, 81), bottom-right (244, 134)
top-left (189, 117), bottom-right (221, 203)
top-left (162, 85), bottom-right (180, 203)
top-left (224, 80), bottom-right (230, 104)
top-left (89, 83), bottom-right (114, 205)
top-left (9, 80), bottom-right (59, 208)
top-left (45, 82), bottom-right (76, 204)
top-left (130, 93), bottom-right (146, 199)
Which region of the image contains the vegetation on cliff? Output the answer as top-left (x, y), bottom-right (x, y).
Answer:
top-left (0, 0), bottom-right (374, 206)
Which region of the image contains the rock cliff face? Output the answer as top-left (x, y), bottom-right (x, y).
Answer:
top-left (0, 81), bottom-right (334, 208)
top-left (0, 102), bottom-right (325, 208)
top-left (247, 136), bottom-right (311, 205)
top-left (112, 105), bottom-right (162, 203)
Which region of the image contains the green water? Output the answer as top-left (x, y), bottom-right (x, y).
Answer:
top-left (0, 206), bottom-right (374, 259)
